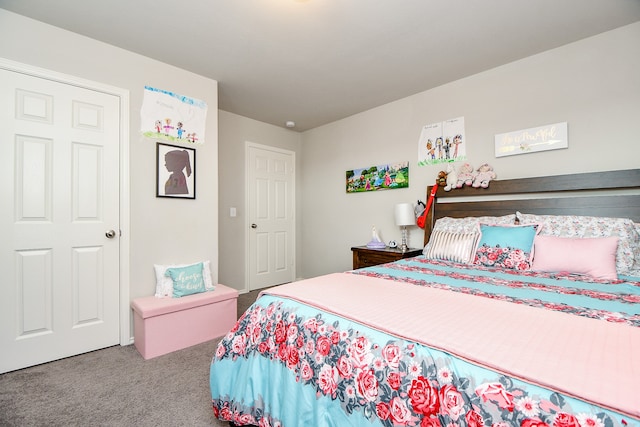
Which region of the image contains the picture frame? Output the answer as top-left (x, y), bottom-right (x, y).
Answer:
top-left (156, 142), bottom-right (196, 199)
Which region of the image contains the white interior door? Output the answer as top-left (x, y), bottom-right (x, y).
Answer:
top-left (247, 143), bottom-right (295, 291)
top-left (0, 68), bottom-right (121, 373)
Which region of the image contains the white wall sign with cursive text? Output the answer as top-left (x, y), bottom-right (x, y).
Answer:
top-left (495, 122), bottom-right (568, 157)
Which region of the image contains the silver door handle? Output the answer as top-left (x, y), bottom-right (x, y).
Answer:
top-left (105, 230), bottom-right (117, 238)
top-left (251, 224), bottom-right (257, 229)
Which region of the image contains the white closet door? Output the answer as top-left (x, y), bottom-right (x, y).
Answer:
top-left (0, 68), bottom-right (120, 373)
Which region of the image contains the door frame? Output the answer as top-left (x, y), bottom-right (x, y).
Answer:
top-left (244, 141), bottom-right (296, 292)
top-left (0, 57), bottom-right (131, 346)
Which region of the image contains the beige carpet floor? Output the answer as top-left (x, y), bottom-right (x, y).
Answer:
top-left (0, 287), bottom-right (264, 427)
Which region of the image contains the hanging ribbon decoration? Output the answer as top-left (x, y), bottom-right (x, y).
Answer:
top-left (417, 182), bottom-right (438, 229)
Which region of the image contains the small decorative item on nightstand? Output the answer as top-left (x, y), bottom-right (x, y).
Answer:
top-left (366, 225), bottom-right (386, 249)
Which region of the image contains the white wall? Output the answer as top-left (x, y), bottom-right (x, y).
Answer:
top-left (0, 10), bottom-right (219, 333)
top-left (7, 5), bottom-right (634, 300)
top-left (218, 111), bottom-right (302, 291)
top-left (299, 22), bottom-right (640, 278)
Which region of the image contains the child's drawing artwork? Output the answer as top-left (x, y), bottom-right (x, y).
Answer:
top-left (417, 116), bottom-right (466, 166)
top-left (141, 86), bottom-right (207, 144)
top-left (417, 122), bottom-right (442, 166)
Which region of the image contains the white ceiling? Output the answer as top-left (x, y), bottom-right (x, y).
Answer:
top-left (2, 0), bottom-right (639, 131)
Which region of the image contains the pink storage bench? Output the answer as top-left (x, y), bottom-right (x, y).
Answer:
top-left (131, 284), bottom-right (238, 360)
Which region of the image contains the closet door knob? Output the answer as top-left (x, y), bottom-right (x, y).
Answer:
top-left (251, 224), bottom-right (257, 229)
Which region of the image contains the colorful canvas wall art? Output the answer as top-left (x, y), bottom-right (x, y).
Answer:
top-left (346, 161), bottom-right (409, 193)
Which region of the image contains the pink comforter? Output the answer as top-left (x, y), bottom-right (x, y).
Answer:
top-left (264, 272), bottom-right (640, 419)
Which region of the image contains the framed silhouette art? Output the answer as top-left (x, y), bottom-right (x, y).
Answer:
top-left (156, 142), bottom-right (196, 199)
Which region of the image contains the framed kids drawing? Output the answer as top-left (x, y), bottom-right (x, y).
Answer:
top-left (156, 142), bottom-right (196, 199)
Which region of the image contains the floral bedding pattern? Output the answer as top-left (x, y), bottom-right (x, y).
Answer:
top-left (354, 258), bottom-right (640, 328)
top-left (474, 245), bottom-right (532, 271)
top-left (211, 293), bottom-right (637, 427)
top-left (430, 215), bottom-right (516, 236)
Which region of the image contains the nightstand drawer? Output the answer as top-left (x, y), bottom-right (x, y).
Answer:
top-left (351, 246), bottom-right (423, 269)
top-left (357, 251), bottom-right (402, 268)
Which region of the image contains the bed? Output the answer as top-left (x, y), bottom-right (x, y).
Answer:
top-left (210, 168), bottom-right (640, 427)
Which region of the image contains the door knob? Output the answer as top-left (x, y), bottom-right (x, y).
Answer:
top-left (251, 224), bottom-right (257, 229)
top-left (105, 230), bottom-right (117, 238)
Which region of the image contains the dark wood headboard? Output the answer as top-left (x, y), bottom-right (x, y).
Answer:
top-left (423, 169), bottom-right (640, 246)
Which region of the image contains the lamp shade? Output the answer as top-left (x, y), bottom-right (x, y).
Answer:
top-left (395, 203), bottom-right (415, 226)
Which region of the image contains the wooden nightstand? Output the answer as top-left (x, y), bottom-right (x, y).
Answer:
top-left (351, 245), bottom-right (423, 269)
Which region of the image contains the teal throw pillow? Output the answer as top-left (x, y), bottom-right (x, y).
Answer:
top-left (478, 224), bottom-right (538, 251)
top-left (474, 224), bottom-right (539, 270)
top-left (165, 262), bottom-right (206, 298)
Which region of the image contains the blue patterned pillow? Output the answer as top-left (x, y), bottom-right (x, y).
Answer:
top-left (474, 224), bottom-right (539, 270)
top-left (165, 262), bottom-right (206, 297)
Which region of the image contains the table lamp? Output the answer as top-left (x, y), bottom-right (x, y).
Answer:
top-left (395, 202), bottom-right (415, 252)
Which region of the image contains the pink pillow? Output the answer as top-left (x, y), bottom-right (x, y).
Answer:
top-left (531, 235), bottom-right (619, 280)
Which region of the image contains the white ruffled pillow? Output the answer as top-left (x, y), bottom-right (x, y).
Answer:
top-left (154, 260), bottom-right (214, 297)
